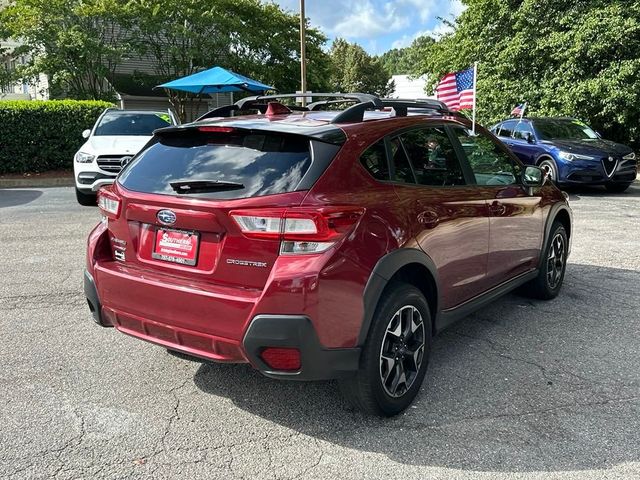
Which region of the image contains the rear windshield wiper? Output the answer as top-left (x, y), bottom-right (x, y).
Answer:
top-left (170, 180), bottom-right (245, 194)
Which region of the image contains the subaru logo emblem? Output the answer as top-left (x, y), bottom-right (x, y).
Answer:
top-left (120, 156), bottom-right (133, 167)
top-left (157, 209), bottom-right (176, 225)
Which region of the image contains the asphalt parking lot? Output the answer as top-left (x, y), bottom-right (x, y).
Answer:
top-left (0, 184), bottom-right (639, 480)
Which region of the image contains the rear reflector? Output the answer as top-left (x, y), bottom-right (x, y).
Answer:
top-left (261, 347), bottom-right (301, 371)
top-left (97, 187), bottom-right (121, 219)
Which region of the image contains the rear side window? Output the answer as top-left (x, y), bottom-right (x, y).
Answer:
top-left (360, 140), bottom-right (389, 180)
top-left (118, 130), bottom-right (313, 199)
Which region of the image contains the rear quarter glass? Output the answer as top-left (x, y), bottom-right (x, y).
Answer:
top-left (118, 130), bottom-right (334, 200)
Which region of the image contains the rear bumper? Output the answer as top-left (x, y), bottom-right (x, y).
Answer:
top-left (243, 315), bottom-right (360, 381)
top-left (83, 266), bottom-right (361, 380)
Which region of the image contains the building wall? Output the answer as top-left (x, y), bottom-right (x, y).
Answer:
top-left (0, 38), bottom-right (49, 100)
top-left (390, 75), bottom-right (432, 100)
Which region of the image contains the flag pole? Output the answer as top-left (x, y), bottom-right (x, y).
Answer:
top-left (520, 101), bottom-right (527, 120)
top-left (471, 62), bottom-right (478, 135)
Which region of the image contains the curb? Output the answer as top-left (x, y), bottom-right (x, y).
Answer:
top-left (0, 176), bottom-right (75, 189)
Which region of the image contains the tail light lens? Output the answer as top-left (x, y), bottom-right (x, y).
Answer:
top-left (261, 347), bottom-right (301, 371)
top-left (230, 207), bottom-right (363, 255)
top-left (97, 187), bottom-right (121, 219)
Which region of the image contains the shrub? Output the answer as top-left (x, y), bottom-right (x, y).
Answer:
top-left (0, 100), bottom-right (114, 174)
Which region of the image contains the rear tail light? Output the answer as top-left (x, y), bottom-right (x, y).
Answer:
top-left (261, 347), bottom-right (301, 371)
top-left (230, 207), bottom-right (363, 255)
top-left (97, 187), bottom-right (121, 219)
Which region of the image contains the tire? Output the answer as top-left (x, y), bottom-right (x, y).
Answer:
top-left (604, 182), bottom-right (632, 193)
top-left (339, 282), bottom-right (432, 417)
top-left (538, 158), bottom-right (559, 184)
top-left (521, 221), bottom-right (568, 300)
top-left (75, 187), bottom-right (97, 206)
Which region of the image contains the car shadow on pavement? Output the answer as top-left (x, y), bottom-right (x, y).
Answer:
top-left (193, 263), bottom-right (640, 474)
top-left (0, 189), bottom-right (43, 208)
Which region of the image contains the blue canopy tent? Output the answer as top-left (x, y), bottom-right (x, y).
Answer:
top-left (156, 66), bottom-right (274, 96)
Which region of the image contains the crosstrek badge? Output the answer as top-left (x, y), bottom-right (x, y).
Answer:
top-left (152, 228), bottom-right (199, 265)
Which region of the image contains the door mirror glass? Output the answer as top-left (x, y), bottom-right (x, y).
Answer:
top-left (82, 129), bottom-right (91, 139)
top-left (525, 132), bottom-right (535, 144)
top-left (522, 165), bottom-right (544, 187)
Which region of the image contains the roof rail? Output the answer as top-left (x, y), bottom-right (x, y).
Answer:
top-left (195, 104), bottom-right (239, 121)
top-left (307, 99), bottom-right (360, 111)
top-left (380, 98), bottom-right (453, 116)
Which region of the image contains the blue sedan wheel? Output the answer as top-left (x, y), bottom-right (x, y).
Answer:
top-left (539, 159), bottom-right (558, 182)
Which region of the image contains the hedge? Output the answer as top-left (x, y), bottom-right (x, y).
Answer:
top-left (0, 100), bottom-right (114, 174)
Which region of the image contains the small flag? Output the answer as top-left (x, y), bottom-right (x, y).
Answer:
top-left (435, 67), bottom-right (475, 111)
top-left (511, 103), bottom-right (527, 117)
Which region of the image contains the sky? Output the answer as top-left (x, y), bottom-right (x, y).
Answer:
top-left (269, 0), bottom-right (466, 55)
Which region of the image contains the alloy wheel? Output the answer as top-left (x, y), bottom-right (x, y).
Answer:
top-left (540, 161), bottom-right (556, 181)
top-left (546, 233), bottom-right (566, 289)
top-left (379, 305), bottom-right (426, 398)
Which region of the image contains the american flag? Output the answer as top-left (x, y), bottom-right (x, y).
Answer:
top-left (435, 67), bottom-right (475, 111)
top-left (511, 103), bottom-right (526, 116)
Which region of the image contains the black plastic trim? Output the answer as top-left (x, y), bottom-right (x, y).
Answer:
top-left (242, 315), bottom-right (361, 381)
top-left (437, 269), bottom-right (538, 332)
top-left (297, 141), bottom-right (343, 191)
top-left (83, 269), bottom-right (109, 327)
top-left (539, 203), bottom-right (572, 270)
top-left (358, 248), bottom-right (440, 346)
top-left (331, 101), bottom-right (377, 124)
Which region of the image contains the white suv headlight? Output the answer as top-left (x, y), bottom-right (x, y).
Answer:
top-left (623, 152), bottom-right (636, 161)
top-left (558, 151), bottom-right (596, 161)
top-left (74, 151), bottom-right (95, 163)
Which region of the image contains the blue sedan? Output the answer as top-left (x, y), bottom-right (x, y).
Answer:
top-left (491, 117), bottom-right (637, 192)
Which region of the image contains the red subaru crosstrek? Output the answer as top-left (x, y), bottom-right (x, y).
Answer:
top-left (84, 94), bottom-right (572, 416)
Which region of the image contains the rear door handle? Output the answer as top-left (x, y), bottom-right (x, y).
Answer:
top-left (489, 201), bottom-right (506, 216)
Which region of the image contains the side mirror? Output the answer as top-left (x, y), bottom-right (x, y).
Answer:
top-left (82, 129), bottom-right (91, 139)
top-left (525, 132), bottom-right (535, 144)
top-left (522, 165), bottom-right (544, 187)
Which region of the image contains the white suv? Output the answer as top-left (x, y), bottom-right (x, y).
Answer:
top-left (73, 109), bottom-right (177, 205)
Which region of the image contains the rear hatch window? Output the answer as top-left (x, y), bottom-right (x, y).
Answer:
top-left (118, 129), bottom-right (313, 200)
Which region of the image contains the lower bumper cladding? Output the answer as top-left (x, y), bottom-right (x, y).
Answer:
top-left (243, 315), bottom-right (361, 381)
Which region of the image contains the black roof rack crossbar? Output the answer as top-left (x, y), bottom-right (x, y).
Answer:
top-left (196, 104), bottom-right (239, 121)
top-left (330, 101), bottom-right (379, 124)
top-left (236, 93), bottom-right (382, 111)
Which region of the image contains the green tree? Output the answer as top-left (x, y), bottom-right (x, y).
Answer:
top-left (379, 36), bottom-right (434, 76)
top-left (1, 0), bottom-right (330, 117)
top-left (329, 38), bottom-right (393, 96)
top-left (126, 0), bottom-right (331, 120)
top-left (411, 0), bottom-right (640, 147)
top-left (0, 0), bottom-right (135, 100)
